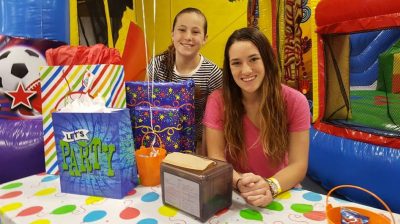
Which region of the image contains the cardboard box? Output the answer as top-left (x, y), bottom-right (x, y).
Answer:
top-left (160, 158), bottom-right (233, 222)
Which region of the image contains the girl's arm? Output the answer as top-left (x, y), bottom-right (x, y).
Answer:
top-left (271, 129), bottom-right (310, 193)
top-left (205, 126), bottom-right (270, 207)
top-left (205, 127), bottom-right (242, 188)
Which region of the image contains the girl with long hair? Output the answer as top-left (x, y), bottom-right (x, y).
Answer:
top-left (203, 27), bottom-right (310, 207)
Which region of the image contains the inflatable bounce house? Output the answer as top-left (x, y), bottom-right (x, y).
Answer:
top-left (309, 0), bottom-right (400, 213)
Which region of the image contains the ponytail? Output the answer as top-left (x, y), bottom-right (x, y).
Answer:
top-left (159, 44), bottom-right (176, 81)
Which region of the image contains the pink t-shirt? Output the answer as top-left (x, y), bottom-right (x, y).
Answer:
top-left (203, 85), bottom-right (310, 177)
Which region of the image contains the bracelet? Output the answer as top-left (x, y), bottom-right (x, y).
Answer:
top-left (235, 178), bottom-right (242, 192)
top-left (265, 177), bottom-right (281, 198)
top-left (268, 177), bottom-right (282, 194)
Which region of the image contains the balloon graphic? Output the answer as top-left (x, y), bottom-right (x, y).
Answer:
top-left (85, 196), bottom-right (104, 205)
top-left (127, 189), bottom-right (136, 196)
top-left (137, 218), bottom-right (158, 224)
top-left (16, 206), bottom-right (43, 217)
top-left (215, 208), bottom-right (228, 216)
top-left (50, 204), bottom-right (77, 215)
top-left (290, 203), bottom-right (314, 213)
top-left (40, 175), bottom-right (59, 183)
top-left (83, 210), bottom-right (107, 222)
top-left (34, 188), bottom-right (56, 196)
top-left (120, 207), bottom-right (140, 219)
top-left (266, 201), bottom-right (284, 211)
top-left (303, 191), bottom-right (323, 201)
top-left (0, 202), bottom-right (23, 213)
top-left (141, 192), bottom-right (159, 202)
top-left (0, 191), bottom-right (22, 199)
top-left (276, 190), bottom-right (291, 199)
top-left (0, 182), bottom-right (23, 190)
top-left (304, 210), bottom-right (326, 221)
top-left (239, 209), bottom-right (263, 221)
top-left (30, 219), bottom-right (51, 224)
top-left (158, 205), bottom-right (178, 217)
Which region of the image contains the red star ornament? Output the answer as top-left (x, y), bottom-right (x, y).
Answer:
top-left (4, 82), bottom-right (36, 109)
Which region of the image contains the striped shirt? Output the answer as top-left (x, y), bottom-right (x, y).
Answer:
top-left (147, 54), bottom-right (223, 140)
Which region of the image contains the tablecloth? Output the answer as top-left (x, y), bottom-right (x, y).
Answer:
top-left (0, 174), bottom-right (398, 224)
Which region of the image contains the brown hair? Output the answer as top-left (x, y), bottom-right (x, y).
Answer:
top-left (158, 7), bottom-right (207, 81)
top-left (222, 27), bottom-right (288, 167)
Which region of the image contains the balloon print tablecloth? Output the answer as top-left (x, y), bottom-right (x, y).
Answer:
top-left (0, 174), bottom-right (399, 224)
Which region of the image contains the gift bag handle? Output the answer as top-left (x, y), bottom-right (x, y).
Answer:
top-left (326, 185), bottom-right (395, 224)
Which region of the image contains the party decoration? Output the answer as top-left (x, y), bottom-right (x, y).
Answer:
top-left (83, 210), bottom-right (107, 222)
top-left (16, 206), bottom-right (43, 217)
top-left (158, 205), bottom-right (178, 217)
top-left (33, 188), bottom-right (56, 197)
top-left (141, 192), bottom-right (159, 202)
top-left (266, 201), bottom-right (284, 211)
top-left (119, 207), bottom-right (140, 219)
top-left (0, 191), bottom-right (22, 199)
top-left (85, 196), bottom-right (104, 205)
top-left (0, 182), bottom-right (22, 190)
top-left (239, 209), bottom-right (263, 221)
top-left (290, 203), bottom-right (313, 213)
top-left (50, 204), bottom-right (77, 215)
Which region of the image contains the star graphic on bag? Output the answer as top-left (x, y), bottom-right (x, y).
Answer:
top-left (4, 82), bottom-right (36, 109)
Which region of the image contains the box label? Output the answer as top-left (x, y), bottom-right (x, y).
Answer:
top-left (164, 172), bottom-right (200, 217)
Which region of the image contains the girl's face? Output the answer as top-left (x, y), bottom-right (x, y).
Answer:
top-left (172, 12), bottom-right (207, 59)
top-left (228, 40), bottom-right (265, 95)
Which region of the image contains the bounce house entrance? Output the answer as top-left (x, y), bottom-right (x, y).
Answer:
top-left (322, 28), bottom-right (400, 137)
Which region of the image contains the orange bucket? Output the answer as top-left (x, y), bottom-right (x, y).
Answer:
top-left (325, 185), bottom-right (395, 224)
top-left (135, 134), bottom-right (167, 186)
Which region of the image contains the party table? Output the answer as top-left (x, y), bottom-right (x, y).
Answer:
top-left (0, 174), bottom-right (399, 224)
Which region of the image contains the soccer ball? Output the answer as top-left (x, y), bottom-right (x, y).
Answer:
top-left (0, 46), bottom-right (46, 92)
top-left (0, 46), bottom-right (46, 116)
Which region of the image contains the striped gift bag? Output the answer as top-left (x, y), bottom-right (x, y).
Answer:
top-left (40, 64), bottom-right (126, 174)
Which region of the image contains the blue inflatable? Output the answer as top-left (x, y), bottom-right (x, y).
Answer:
top-left (309, 126), bottom-right (400, 212)
top-left (0, 0), bottom-right (69, 43)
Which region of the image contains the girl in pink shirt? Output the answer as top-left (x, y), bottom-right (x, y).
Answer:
top-left (203, 27), bottom-right (310, 207)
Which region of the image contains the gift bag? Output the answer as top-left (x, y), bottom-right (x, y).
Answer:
top-left (126, 80), bottom-right (195, 152)
top-left (133, 106), bottom-right (181, 153)
top-left (40, 64), bottom-right (126, 174)
top-left (52, 108), bottom-right (138, 198)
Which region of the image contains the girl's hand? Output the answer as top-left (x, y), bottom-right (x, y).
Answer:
top-left (237, 173), bottom-right (274, 207)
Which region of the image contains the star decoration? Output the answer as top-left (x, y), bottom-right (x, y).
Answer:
top-left (5, 82), bottom-right (36, 109)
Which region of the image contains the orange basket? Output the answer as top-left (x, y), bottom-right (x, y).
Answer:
top-left (135, 133), bottom-right (166, 186)
top-left (325, 185), bottom-right (395, 224)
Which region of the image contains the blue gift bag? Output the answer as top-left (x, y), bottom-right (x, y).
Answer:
top-left (52, 108), bottom-right (138, 198)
